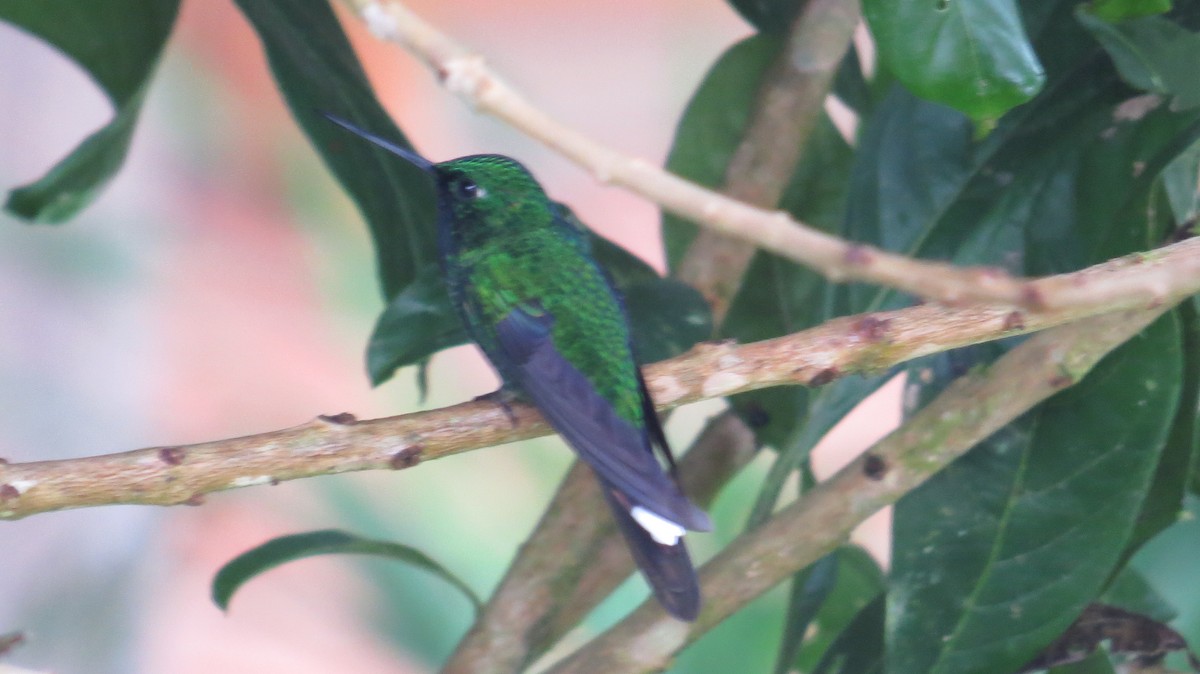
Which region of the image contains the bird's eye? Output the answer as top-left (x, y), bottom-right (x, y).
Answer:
top-left (456, 179), bottom-right (486, 200)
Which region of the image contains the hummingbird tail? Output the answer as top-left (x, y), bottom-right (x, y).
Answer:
top-left (600, 480), bottom-right (701, 621)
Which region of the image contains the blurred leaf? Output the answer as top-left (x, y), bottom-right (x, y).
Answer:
top-left (774, 552), bottom-right (839, 674)
top-left (1077, 8), bottom-right (1200, 110)
top-left (234, 0), bottom-right (437, 300)
top-left (888, 314), bottom-right (1183, 674)
top-left (622, 278), bottom-right (712, 365)
top-left (794, 546), bottom-right (886, 671)
top-left (1, 0), bottom-right (181, 222)
top-left (862, 0), bottom-right (1045, 123)
top-left (1123, 302), bottom-right (1200, 559)
top-left (367, 265), bottom-right (468, 387)
top-left (662, 35), bottom-right (782, 266)
top-left (726, 0), bottom-right (807, 34)
top-left (1092, 0), bottom-right (1173, 22)
top-left (811, 595), bottom-right (885, 674)
top-left (1101, 566), bottom-right (1177, 623)
top-left (1162, 137), bottom-right (1200, 223)
top-left (212, 529), bottom-right (481, 612)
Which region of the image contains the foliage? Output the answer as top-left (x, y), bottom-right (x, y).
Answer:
top-left (4, 0), bottom-right (1200, 672)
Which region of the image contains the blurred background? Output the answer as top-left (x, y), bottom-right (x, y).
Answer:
top-left (0, 2), bottom-right (906, 672)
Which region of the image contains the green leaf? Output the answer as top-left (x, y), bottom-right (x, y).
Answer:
top-left (1091, 0), bottom-right (1172, 23)
top-left (1122, 302), bottom-right (1200, 559)
top-left (234, 0), bottom-right (437, 300)
top-left (662, 35), bottom-right (783, 267)
top-left (1077, 8), bottom-right (1200, 110)
top-left (212, 529), bottom-right (482, 612)
top-left (811, 595), bottom-right (885, 674)
top-left (794, 546), bottom-right (886, 672)
top-left (726, 0), bottom-right (808, 34)
top-left (1161, 137), bottom-right (1200, 223)
top-left (862, 0), bottom-right (1045, 123)
top-left (622, 278), bottom-right (712, 365)
top-left (366, 265), bottom-right (468, 387)
top-left (1, 0), bottom-right (181, 222)
top-left (774, 552), bottom-right (839, 674)
top-left (888, 314), bottom-right (1184, 674)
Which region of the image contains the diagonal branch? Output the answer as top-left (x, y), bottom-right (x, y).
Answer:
top-left (334, 0), bottom-right (1191, 314)
top-left (545, 303), bottom-right (1175, 674)
top-left (3, 237), bottom-right (1199, 521)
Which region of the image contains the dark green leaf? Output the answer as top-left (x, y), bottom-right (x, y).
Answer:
top-left (726, 0), bottom-right (807, 34)
top-left (1101, 567), bottom-right (1177, 623)
top-left (1, 0), bottom-right (181, 222)
top-left (366, 265), bottom-right (468, 387)
top-left (622, 279), bottom-right (712, 365)
top-left (234, 0), bottom-right (437, 300)
top-left (212, 529), bottom-right (481, 612)
top-left (662, 35), bottom-right (782, 267)
top-left (888, 314), bottom-right (1183, 674)
top-left (862, 0), bottom-right (1045, 123)
top-left (1122, 302), bottom-right (1199, 559)
top-left (1077, 9), bottom-right (1200, 110)
top-left (794, 546), bottom-right (886, 672)
top-left (811, 595), bottom-right (885, 674)
top-left (1091, 0), bottom-right (1172, 23)
top-left (1161, 137), bottom-right (1200, 223)
top-left (774, 552), bottom-right (839, 674)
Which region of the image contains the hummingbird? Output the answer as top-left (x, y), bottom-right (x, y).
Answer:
top-left (324, 113), bottom-right (712, 621)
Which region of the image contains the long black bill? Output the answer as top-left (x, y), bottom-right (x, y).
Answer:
top-left (320, 112), bottom-right (436, 173)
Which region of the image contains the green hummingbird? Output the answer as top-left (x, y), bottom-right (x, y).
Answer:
top-left (324, 113), bottom-right (711, 620)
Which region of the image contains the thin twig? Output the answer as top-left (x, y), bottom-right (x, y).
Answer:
top-left (335, 0), bottom-right (1195, 313)
top-left (546, 304), bottom-right (1174, 674)
top-left (3, 237), bottom-right (1198, 520)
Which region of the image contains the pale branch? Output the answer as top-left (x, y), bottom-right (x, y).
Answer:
top-left (675, 0), bottom-right (860, 323)
top-left (547, 304), bottom-right (1174, 674)
top-left (442, 412), bottom-right (757, 674)
top-left (335, 0), bottom-right (1192, 314)
top-left (3, 237), bottom-right (1198, 520)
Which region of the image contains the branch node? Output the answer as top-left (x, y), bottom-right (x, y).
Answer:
top-left (318, 412), bottom-right (359, 426)
top-left (1003, 311), bottom-right (1026, 331)
top-left (158, 447), bottom-right (186, 466)
top-left (809, 367), bottom-right (841, 386)
top-left (390, 445), bottom-right (424, 469)
top-left (862, 453), bottom-right (888, 480)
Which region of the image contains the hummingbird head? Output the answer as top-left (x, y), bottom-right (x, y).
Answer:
top-left (322, 113), bottom-right (553, 248)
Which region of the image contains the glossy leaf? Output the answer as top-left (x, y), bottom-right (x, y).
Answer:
top-left (1077, 9), bottom-right (1200, 110)
top-left (212, 529), bottom-right (482, 612)
top-left (862, 0), bottom-right (1045, 123)
top-left (234, 0), bottom-right (437, 300)
top-left (773, 552), bottom-right (838, 674)
top-left (888, 315), bottom-right (1183, 674)
top-left (1, 0), bottom-right (181, 222)
top-left (726, 0), bottom-right (808, 34)
top-left (1162, 137), bottom-right (1200, 223)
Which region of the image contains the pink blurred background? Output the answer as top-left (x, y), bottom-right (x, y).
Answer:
top-left (0, 2), bottom-right (896, 672)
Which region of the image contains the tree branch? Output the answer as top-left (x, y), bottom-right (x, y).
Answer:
top-left (546, 304), bottom-right (1175, 674)
top-left (3, 237), bottom-right (1198, 520)
top-left (334, 0), bottom-right (1190, 313)
top-left (675, 0), bottom-right (860, 323)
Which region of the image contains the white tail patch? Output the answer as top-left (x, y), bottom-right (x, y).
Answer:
top-left (631, 506), bottom-right (686, 546)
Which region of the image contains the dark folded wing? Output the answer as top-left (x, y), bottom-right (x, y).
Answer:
top-left (494, 307), bottom-right (709, 531)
